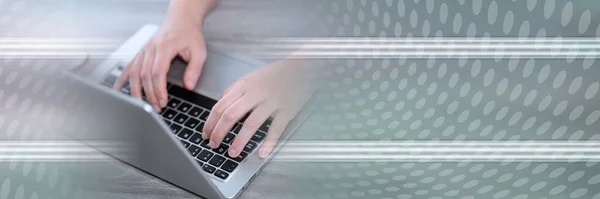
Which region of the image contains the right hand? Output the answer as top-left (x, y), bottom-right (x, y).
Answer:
top-left (113, 19), bottom-right (207, 112)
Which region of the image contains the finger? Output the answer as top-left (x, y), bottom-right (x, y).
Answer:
top-left (182, 45), bottom-right (207, 90)
top-left (258, 112), bottom-right (295, 159)
top-left (113, 62), bottom-right (130, 90)
top-left (208, 94), bottom-right (260, 149)
top-left (202, 85), bottom-right (245, 140)
top-left (128, 52), bottom-right (145, 100)
top-left (228, 104), bottom-right (275, 158)
top-left (221, 81), bottom-right (238, 97)
top-left (152, 46), bottom-right (177, 108)
top-left (140, 48), bottom-right (160, 111)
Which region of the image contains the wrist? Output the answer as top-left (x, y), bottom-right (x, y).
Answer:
top-left (165, 0), bottom-right (217, 27)
top-left (164, 14), bottom-right (204, 30)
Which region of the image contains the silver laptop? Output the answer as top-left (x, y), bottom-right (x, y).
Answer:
top-left (64, 24), bottom-right (313, 199)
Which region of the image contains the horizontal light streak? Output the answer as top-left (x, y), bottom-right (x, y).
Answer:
top-left (266, 51), bottom-right (600, 55)
top-left (8, 44), bottom-right (599, 50)
top-left (3, 141), bottom-right (597, 147)
top-left (282, 141), bottom-right (600, 146)
top-left (256, 44), bottom-right (600, 50)
top-left (2, 52), bottom-right (596, 59)
top-left (274, 141), bottom-right (600, 162)
top-left (280, 147), bottom-right (600, 153)
top-left (0, 44), bottom-right (119, 49)
top-left (275, 155), bottom-right (600, 159)
top-left (0, 141), bottom-right (122, 146)
top-left (228, 37), bottom-right (600, 59)
top-left (0, 156), bottom-right (113, 162)
top-left (0, 141), bottom-right (125, 162)
top-left (0, 37), bottom-right (122, 43)
top-left (273, 155), bottom-right (600, 163)
top-left (0, 52), bottom-right (130, 59)
top-left (261, 37), bottom-right (600, 43)
top-left (1, 141), bottom-right (599, 162)
top-left (2, 36), bottom-right (599, 59)
top-left (247, 51), bottom-right (600, 59)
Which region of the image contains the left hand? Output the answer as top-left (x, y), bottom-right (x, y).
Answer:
top-left (201, 60), bottom-right (317, 159)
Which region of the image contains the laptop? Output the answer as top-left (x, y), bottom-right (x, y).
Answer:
top-left (63, 24), bottom-right (313, 199)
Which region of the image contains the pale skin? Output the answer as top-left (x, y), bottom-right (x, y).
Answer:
top-left (114, 0), bottom-right (317, 159)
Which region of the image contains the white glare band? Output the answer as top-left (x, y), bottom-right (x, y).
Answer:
top-left (2, 37), bottom-right (600, 59)
top-left (1, 140), bottom-right (599, 162)
top-left (272, 141), bottom-right (600, 162)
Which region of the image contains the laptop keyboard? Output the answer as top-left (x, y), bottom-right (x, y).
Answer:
top-left (102, 64), bottom-right (271, 180)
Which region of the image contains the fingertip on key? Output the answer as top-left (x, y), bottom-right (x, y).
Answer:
top-left (259, 150), bottom-right (269, 159)
top-left (153, 105), bottom-right (161, 112)
top-left (228, 149), bottom-right (238, 157)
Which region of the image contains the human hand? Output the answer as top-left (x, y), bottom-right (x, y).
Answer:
top-left (113, 18), bottom-right (207, 112)
top-left (202, 60), bottom-right (317, 159)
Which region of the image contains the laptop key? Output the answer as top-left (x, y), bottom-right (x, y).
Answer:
top-left (251, 131), bottom-right (266, 142)
top-left (173, 113), bottom-right (189, 124)
top-left (243, 141), bottom-right (257, 153)
top-left (163, 119), bottom-right (172, 125)
top-left (170, 124), bottom-right (183, 134)
top-left (195, 121), bottom-right (205, 132)
top-left (167, 98), bottom-right (181, 109)
top-left (223, 133), bottom-right (235, 144)
top-left (197, 150), bottom-right (214, 162)
top-left (188, 145), bottom-right (202, 157)
top-left (221, 160), bottom-right (239, 173)
top-left (199, 111), bottom-right (210, 121)
top-left (189, 133), bottom-right (203, 145)
top-left (177, 102), bottom-right (192, 113)
top-left (213, 144), bottom-right (229, 155)
top-left (162, 109), bottom-right (177, 120)
top-left (196, 161), bottom-right (204, 167)
top-left (230, 123), bottom-right (240, 132)
top-left (177, 128), bottom-right (194, 140)
top-left (189, 107), bottom-right (203, 117)
top-left (103, 75), bottom-right (117, 87)
top-left (184, 118), bottom-right (200, 129)
top-left (214, 170), bottom-right (229, 180)
top-left (225, 151), bottom-right (248, 162)
top-left (202, 164), bottom-right (216, 174)
top-left (180, 140), bottom-right (191, 148)
top-left (168, 83), bottom-right (217, 110)
top-left (232, 124), bottom-right (242, 134)
top-left (239, 113), bottom-right (250, 123)
top-left (121, 87), bottom-right (131, 95)
top-left (259, 121), bottom-right (271, 132)
top-left (208, 155), bottom-right (226, 167)
top-left (200, 140), bottom-right (211, 149)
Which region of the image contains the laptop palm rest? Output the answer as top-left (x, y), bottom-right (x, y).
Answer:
top-left (60, 73), bottom-right (225, 199)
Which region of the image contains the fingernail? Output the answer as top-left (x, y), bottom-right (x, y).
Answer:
top-left (159, 100), bottom-right (166, 107)
top-left (260, 150), bottom-right (269, 159)
top-left (186, 80), bottom-right (196, 90)
top-left (201, 134), bottom-right (207, 140)
top-left (229, 149), bottom-right (237, 157)
top-left (208, 140), bottom-right (214, 148)
top-left (153, 105), bottom-right (161, 112)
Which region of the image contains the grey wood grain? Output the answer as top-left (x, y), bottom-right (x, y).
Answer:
top-left (65, 139), bottom-right (316, 199)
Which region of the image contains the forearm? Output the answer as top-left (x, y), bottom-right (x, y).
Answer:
top-left (165, 0), bottom-right (218, 26)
